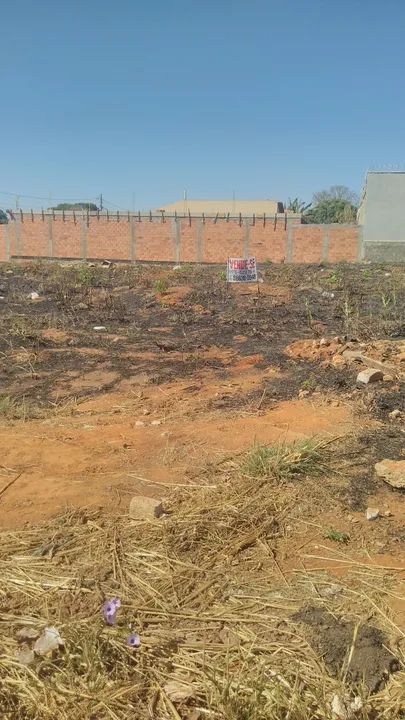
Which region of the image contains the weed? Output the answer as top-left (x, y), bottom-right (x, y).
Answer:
top-left (219, 270), bottom-right (227, 282)
top-left (241, 438), bottom-right (333, 481)
top-left (75, 264), bottom-right (105, 288)
top-left (301, 377), bottom-right (317, 392)
top-left (154, 278), bottom-right (169, 293)
top-left (325, 528), bottom-right (350, 544)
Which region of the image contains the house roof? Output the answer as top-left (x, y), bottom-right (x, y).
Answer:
top-left (156, 199), bottom-right (285, 216)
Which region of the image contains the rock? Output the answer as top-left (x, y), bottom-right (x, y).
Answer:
top-left (384, 509), bottom-right (392, 517)
top-left (375, 459), bottom-right (405, 489)
top-left (321, 290), bottom-right (335, 299)
top-left (172, 265), bottom-right (182, 271)
top-left (389, 409), bottom-right (402, 419)
top-left (333, 336), bottom-right (343, 344)
top-left (366, 508), bottom-right (379, 521)
top-left (356, 368), bottom-right (383, 385)
top-left (0, 296), bottom-right (5, 301)
top-left (142, 408), bottom-right (150, 416)
top-left (76, 302), bottom-right (89, 310)
top-left (93, 325), bottom-right (107, 331)
top-left (29, 291), bottom-right (40, 301)
top-left (150, 419), bottom-right (161, 426)
top-left (135, 420), bottom-right (145, 427)
top-left (129, 495), bottom-right (164, 520)
top-left (319, 338), bottom-right (330, 347)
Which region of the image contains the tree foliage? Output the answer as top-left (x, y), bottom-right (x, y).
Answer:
top-left (304, 186), bottom-right (358, 224)
top-left (51, 202), bottom-right (98, 211)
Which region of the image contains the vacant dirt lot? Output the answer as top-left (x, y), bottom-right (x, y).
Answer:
top-left (0, 261), bottom-right (403, 719)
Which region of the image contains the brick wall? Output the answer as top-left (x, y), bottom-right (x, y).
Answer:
top-left (0, 213), bottom-right (361, 264)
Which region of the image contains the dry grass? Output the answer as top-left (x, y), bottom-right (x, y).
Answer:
top-left (0, 440), bottom-right (403, 719)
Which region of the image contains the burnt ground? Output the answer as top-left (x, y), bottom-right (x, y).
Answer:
top-left (294, 606), bottom-right (399, 692)
top-left (0, 261), bottom-right (403, 489)
top-left (0, 261), bottom-right (404, 713)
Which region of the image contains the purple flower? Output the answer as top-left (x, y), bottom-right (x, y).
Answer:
top-left (127, 633), bottom-right (141, 648)
top-left (102, 598), bottom-right (121, 625)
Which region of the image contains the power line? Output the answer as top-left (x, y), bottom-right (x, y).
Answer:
top-left (0, 190), bottom-right (99, 204)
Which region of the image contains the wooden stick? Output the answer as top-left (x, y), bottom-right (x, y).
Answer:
top-left (0, 472), bottom-right (24, 500)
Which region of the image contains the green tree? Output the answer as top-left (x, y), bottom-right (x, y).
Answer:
top-left (287, 197), bottom-right (312, 214)
top-left (304, 186), bottom-right (358, 224)
top-left (51, 202), bottom-right (99, 211)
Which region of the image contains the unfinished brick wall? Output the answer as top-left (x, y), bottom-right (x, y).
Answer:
top-left (0, 213), bottom-right (361, 264)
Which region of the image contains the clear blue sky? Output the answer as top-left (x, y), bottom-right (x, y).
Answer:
top-left (1, 0), bottom-right (405, 211)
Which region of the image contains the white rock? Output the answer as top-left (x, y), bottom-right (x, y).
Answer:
top-left (319, 338), bottom-right (330, 346)
top-left (150, 419), bottom-right (161, 426)
top-left (93, 326), bottom-right (107, 331)
top-left (389, 409), bottom-right (401, 419)
top-left (29, 291), bottom-right (40, 300)
top-left (135, 420), bottom-right (145, 427)
top-left (356, 368), bottom-right (383, 384)
top-left (129, 495), bottom-right (164, 519)
top-left (172, 265), bottom-right (182, 270)
top-left (366, 508), bottom-right (379, 521)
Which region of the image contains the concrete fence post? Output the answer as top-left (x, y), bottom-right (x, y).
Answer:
top-left (322, 225), bottom-right (330, 262)
top-left (80, 218), bottom-right (88, 260)
top-left (286, 224), bottom-right (294, 263)
top-left (243, 218), bottom-right (250, 257)
top-left (196, 219), bottom-right (203, 262)
top-left (47, 215), bottom-right (54, 257)
top-left (15, 217), bottom-right (22, 256)
top-left (172, 218), bottom-right (181, 264)
top-left (130, 217), bottom-right (136, 262)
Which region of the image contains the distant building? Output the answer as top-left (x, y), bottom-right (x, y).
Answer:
top-left (156, 198), bottom-right (286, 217)
top-left (358, 171), bottom-right (405, 261)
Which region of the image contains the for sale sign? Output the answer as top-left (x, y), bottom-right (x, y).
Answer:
top-left (227, 257), bottom-right (258, 283)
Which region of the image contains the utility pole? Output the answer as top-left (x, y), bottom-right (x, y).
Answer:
top-left (99, 193), bottom-right (103, 211)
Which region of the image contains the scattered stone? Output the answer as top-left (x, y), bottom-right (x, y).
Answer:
top-left (76, 302), bottom-right (89, 310)
top-left (319, 337), bottom-right (330, 347)
top-left (29, 291), bottom-right (40, 300)
top-left (333, 336), bottom-right (343, 344)
top-left (375, 459), bottom-right (405, 489)
top-left (172, 265), bottom-right (182, 270)
top-left (384, 509), bottom-right (392, 517)
top-left (331, 400), bottom-right (340, 407)
top-left (366, 508), bottom-right (380, 521)
top-left (6, 269), bottom-right (13, 274)
top-left (0, 296), bottom-right (5, 301)
top-left (93, 325), bottom-right (107, 331)
top-left (321, 290), bottom-right (335, 299)
top-left (129, 495), bottom-right (164, 520)
top-left (150, 419), bottom-right (161, 426)
top-left (143, 408), bottom-right (150, 416)
top-left (389, 409), bottom-right (402, 419)
top-left (331, 694), bottom-right (363, 720)
top-left (356, 368), bottom-right (383, 385)
top-left (319, 583), bottom-right (343, 597)
top-left (135, 420), bottom-right (145, 427)
top-left (16, 627), bottom-right (40, 642)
